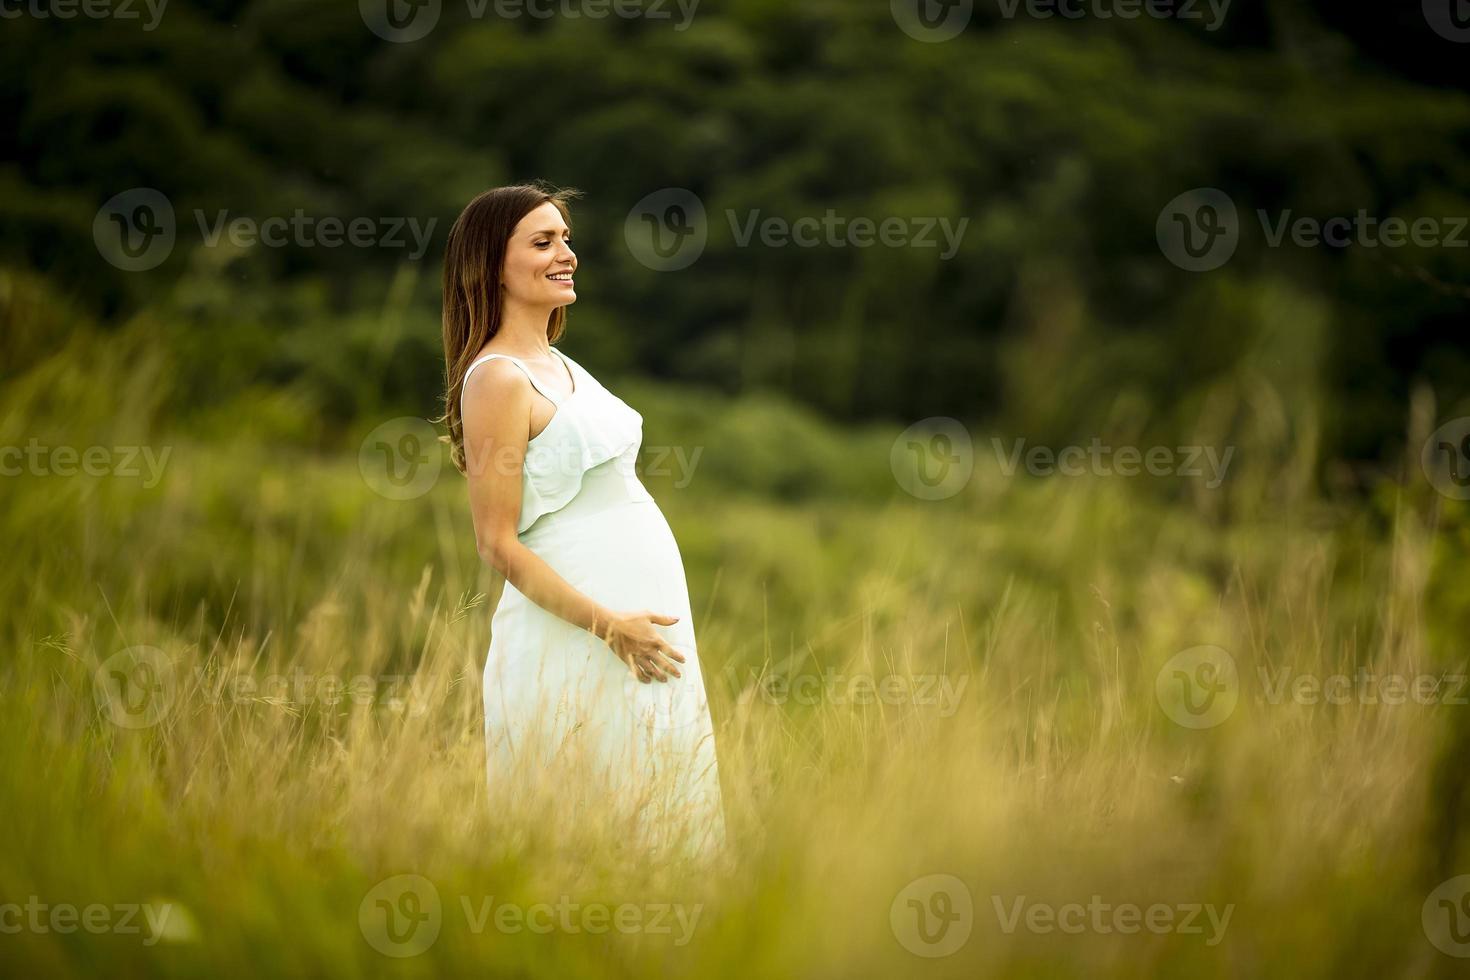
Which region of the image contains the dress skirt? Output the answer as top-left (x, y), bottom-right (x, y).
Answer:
top-left (482, 453), bottom-right (726, 860)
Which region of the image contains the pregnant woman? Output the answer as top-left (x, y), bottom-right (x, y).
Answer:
top-left (440, 183), bottom-right (725, 861)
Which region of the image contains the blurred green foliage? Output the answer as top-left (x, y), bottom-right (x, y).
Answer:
top-left (5, 5), bottom-right (1470, 967)
top-left (2, 1), bottom-right (1468, 474)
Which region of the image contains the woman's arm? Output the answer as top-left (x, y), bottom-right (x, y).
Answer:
top-left (461, 360), bottom-right (686, 682)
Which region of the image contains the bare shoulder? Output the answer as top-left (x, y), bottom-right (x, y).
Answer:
top-left (462, 355), bottom-right (531, 406)
top-left (461, 358), bottom-right (533, 443)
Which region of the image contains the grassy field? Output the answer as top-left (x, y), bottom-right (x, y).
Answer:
top-left (3, 288), bottom-right (1470, 977)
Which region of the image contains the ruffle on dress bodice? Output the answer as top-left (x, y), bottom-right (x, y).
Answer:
top-left (461, 347), bottom-right (643, 535)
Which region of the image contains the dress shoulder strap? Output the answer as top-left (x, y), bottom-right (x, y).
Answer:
top-left (461, 353), bottom-right (563, 407)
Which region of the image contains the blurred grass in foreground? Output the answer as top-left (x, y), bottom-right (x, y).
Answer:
top-left (2, 281), bottom-right (1470, 978)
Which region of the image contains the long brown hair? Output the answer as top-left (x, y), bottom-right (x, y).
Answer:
top-left (438, 181), bottom-right (583, 474)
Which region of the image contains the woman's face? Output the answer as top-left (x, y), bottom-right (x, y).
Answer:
top-left (500, 201), bottom-right (576, 309)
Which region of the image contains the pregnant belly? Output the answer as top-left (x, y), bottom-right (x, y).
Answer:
top-left (484, 495), bottom-right (703, 746)
top-left (506, 496), bottom-right (689, 617)
top-left (487, 494), bottom-right (695, 707)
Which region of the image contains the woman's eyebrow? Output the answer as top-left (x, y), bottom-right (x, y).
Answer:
top-left (527, 228), bottom-right (570, 237)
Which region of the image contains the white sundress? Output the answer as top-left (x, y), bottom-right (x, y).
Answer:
top-left (461, 345), bottom-right (726, 860)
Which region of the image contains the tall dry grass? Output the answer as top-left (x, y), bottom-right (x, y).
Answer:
top-left (2, 298), bottom-right (1467, 978)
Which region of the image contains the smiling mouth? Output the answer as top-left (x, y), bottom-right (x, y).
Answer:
top-left (547, 272), bottom-right (574, 282)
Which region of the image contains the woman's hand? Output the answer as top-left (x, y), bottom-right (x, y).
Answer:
top-left (594, 609), bottom-right (686, 683)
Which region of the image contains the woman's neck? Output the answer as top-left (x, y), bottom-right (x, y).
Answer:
top-left (490, 303), bottom-right (555, 356)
